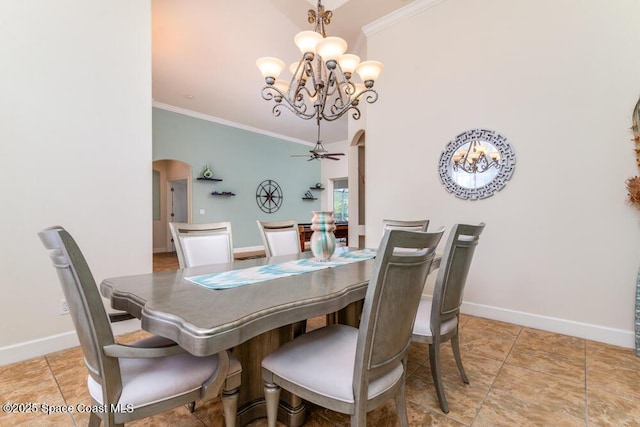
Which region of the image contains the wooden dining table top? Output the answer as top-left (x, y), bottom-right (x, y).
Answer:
top-left (100, 250), bottom-right (375, 357)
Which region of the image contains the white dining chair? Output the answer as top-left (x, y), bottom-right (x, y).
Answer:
top-left (38, 226), bottom-right (241, 427)
top-left (170, 221), bottom-right (234, 268)
top-left (412, 222), bottom-right (485, 413)
top-left (256, 219), bottom-right (301, 257)
top-left (261, 228), bottom-right (444, 427)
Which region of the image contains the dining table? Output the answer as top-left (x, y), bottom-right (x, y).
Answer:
top-left (100, 248), bottom-right (376, 427)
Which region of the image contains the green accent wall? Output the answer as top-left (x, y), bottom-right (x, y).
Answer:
top-left (152, 107), bottom-right (320, 248)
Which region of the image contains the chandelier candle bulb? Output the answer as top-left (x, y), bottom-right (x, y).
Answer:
top-left (294, 30), bottom-right (323, 55)
top-left (316, 36), bottom-right (348, 64)
top-left (337, 54), bottom-right (361, 78)
top-left (256, 57), bottom-right (286, 84)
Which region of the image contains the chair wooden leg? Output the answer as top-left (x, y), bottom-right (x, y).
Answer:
top-left (350, 403), bottom-right (367, 427)
top-left (394, 380), bottom-right (409, 427)
top-left (429, 343), bottom-right (449, 413)
top-left (451, 332), bottom-right (469, 384)
top-left (264, 382), bottom-right (281, 427)
top-left (222, 387), bottom-right (239, 427)
top-left (88, 412), bottom-right (102, 427)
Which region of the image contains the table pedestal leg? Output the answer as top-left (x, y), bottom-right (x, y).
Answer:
top-left (232, 325), bottom-right (307, 427)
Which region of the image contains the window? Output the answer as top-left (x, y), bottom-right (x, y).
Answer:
top-left (333, 179), bottom-right (348, 223)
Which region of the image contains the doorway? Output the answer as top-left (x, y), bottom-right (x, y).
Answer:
top-left (152, 159), bottom-right (192, 253)
top-left (167, 179), bottom-right (188, 251)
top-left (348, 129), bottom-right (366, 248)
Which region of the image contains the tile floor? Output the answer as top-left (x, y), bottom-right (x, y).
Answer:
top-left (2, 253), bottom-right (638, 426)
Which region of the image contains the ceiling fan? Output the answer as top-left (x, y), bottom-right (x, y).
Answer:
top-left (292, 139), bottom-right (345, 161)
top-left (292, 121), bottom-right (345, 161)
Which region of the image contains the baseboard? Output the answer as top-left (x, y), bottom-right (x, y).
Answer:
top-left (461, 301), bottom-right (635, 349)
top-left (234, 245), bottom-right (263, 255)
top-left (0, 318), bottom-right (141, 367)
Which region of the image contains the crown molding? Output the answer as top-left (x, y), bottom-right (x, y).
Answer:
top-left (363, 0), bottom-right (447, 37)
top-left (152, 101), bottom-right (314, 147)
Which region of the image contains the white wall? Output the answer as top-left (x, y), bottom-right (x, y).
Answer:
top-left (0, 1), bottom-right (151, 364)
top-left (365, 0), bottom-right (640, 347)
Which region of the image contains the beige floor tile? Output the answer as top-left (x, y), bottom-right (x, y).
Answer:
top-left (587, 386), bottom-right (640, 426)
top-left (587, 340), bottom-right (640, 399)
top-left (507, 328), bottom-right (586, 383)
top-left (0, 357), bottom-right (73, 427)
top-left (484, 364), bottom-right (585, 421)
top-left (457, 317), bottom-right (521, 362)
top-left (407, 352), bottom-right (502, 425)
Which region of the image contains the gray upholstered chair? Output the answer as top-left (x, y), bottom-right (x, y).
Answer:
top-left (412, 223), bottom-right (485, 413)
top-left (262, 228), bottom-right (444, 427)
top-left (256, 219), bottom-right (301, 257)
top-left (169, 221), bottom-right (233, 268)
top-left (38, 226), bottom-right (241, 427)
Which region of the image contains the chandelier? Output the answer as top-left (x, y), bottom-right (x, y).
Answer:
top-left (451, 140), bottom-right (501, 174)
top-left (256, 0), bottom-right (383, 124)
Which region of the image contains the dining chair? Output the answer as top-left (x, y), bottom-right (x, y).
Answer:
top-left (169, 221), bottom-right (234, 268)
top-left (256, 219), bottom-right (301, 257)
top-left (262, 228), bottom-right (444, 427)
top-left (38, 226), bottom-right (241, 427)
top-left (411, 223), bottom-right (485, 413)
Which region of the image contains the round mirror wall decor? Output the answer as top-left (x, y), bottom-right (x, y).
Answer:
top-left (438, 129), bottom-right (516, 200)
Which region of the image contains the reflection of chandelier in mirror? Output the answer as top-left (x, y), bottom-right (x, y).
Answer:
top-left (256, 0), bottom-right (383, 124)
top-left (452, 140), bottom-right (501, 174)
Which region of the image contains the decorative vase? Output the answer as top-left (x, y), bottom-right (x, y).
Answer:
top-left (202, 165), bottom-right (213, 178)
top-left (310, 211), bottom-right (336, 261)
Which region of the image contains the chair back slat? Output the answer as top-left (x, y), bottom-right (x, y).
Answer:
top-left (354, 228), bottom-right (443, 397)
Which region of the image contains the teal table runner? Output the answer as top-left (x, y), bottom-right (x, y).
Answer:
top-left (186, 248), bottom-right (377, 290)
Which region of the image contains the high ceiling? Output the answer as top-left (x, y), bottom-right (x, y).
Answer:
top-left (151, 0), bottom-right (414, 146)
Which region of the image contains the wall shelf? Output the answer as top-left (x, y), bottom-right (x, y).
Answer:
top-left (197, 177), bottom-right (223, 182)
top-left (212, 191), bottom-right (236, 196)
top-left (302, 197), bottom-right (317, 201)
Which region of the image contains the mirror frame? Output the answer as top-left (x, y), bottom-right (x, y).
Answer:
top-left (438, 129), bottom-right (516, 200)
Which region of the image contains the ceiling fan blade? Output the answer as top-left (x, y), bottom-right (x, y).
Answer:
top-left (325, 153), bottom-right (345, 157)
top-left (324, 156), bottom-right (341, 161)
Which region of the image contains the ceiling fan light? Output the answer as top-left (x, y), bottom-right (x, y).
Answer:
top-left (294, 31), bottom-right (323, 55)
top-left (356, 60), bottom-right (384, 86)
top-left (256, 57), bottom-right (286, 83)
top-left (316, 36), bottom-right (348, 63)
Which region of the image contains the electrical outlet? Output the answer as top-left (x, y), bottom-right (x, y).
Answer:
top-left (59, 299), bottom-right (70, 315)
